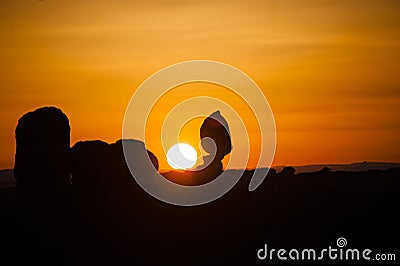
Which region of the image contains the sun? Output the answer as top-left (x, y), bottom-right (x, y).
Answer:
top-left (167, 143), bottom-right (197, 170)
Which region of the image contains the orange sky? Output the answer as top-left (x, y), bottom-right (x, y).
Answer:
top-left (1, 0), bottom-right (400, 170)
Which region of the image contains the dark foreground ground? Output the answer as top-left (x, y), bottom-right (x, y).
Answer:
top-left (1, 168), bottom-right (399, 265)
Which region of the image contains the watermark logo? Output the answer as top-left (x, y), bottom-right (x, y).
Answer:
top-left (257, 237), bottom-right (397, 262)
top-left (336, 237), bottom-right (347, 248)
top-left (122, 60), bottom-right (276, 206)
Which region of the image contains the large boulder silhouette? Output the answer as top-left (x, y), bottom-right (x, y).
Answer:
top-left (14, 106), bottom-right (71, 200)
top-left (200, 110), bottom-right (232, 159)
top-left (13, 106), bottom-right (72, 263)
top-left (70, 139), bottom-right (159, 263)
top-left (71, 139), bottom-right (158, 191)
top-left (70, 138), bottom-right (158, 212)
top-left (70, 140), bottom-right (110, 195)
top-left (197, 110), bottom-right (232, 179)
top-left (70, 139), bottom-right (159, 214)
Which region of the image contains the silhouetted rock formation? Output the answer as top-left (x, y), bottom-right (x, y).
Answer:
top-left (196, 111), bottom-right (231, 182)
top-left (13, 106), bottom-right (72, 264)
top-left (163, 111), bottom-right (232, 185)
top-left (280, 166), bottom-right (295, 176)
top-left (71, 139), bottom-right (158, 210)
top-left (71, 140), bottom-right (110, 195)
top-left (71, 139), bottom-right (158, 188)
top-left (70, 139), bottom-right (159, 263)
top-left (14, 106), bottom-right (71, 199)
top-left (319, 166), bottom-right (331, 174)
top-left (201, 110), bottom-right (232, 156)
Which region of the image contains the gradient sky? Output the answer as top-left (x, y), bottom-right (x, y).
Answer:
top-left (1, 0), bottom-right (399, 170)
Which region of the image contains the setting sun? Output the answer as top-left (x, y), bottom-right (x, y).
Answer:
top-left (166, 143), bottom-right (198, 170)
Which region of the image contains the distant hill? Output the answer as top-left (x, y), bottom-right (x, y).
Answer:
top-left (273, 161), bottom-right (400, 173)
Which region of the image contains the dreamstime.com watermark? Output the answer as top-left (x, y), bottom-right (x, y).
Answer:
top-left (257, 237), bottom-right (397, 262)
